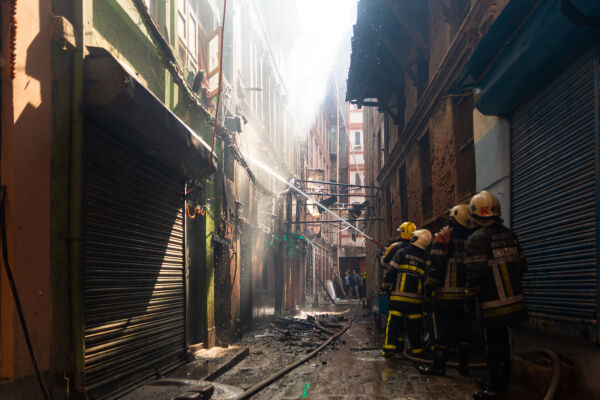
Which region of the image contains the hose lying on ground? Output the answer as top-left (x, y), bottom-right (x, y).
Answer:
top-left (403, 348), bottom-right (560, 400)
top-left (234, 306), bottom-right (360, 400)
top-left (537, 348), bottom-right (560, 400)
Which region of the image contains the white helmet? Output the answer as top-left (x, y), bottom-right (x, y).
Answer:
top-left (449, 204), bottom-right (470, 227)
top-left (469, 190), bottom-right (501, 218)
top-left (411, 229), bottom-right (432, 250)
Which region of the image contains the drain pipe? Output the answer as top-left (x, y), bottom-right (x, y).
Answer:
top-left (306, 238), bottom-right (317, 305)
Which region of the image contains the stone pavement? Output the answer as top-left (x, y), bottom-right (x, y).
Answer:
top-left (215, 302), bottom-right (539, 399)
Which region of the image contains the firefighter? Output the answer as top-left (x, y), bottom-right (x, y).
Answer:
top-left (465, 191), bottom-right (528, 400)
top-left (418, 204), bottom-right (471, 376)
top-left (381, 229), bottom-right (432, 357)
top-left (379, 221), bottom-right (417, 268)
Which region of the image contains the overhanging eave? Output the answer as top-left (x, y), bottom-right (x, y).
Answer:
top-left (83, 47), bottom-right (217, 180)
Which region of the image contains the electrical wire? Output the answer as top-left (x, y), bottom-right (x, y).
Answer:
top-left (0, 186), bottom-right (52, 400)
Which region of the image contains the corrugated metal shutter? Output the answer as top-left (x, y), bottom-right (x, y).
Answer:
top-left (83, 126), bottom-right (186, 399)
top-left (511, 50), bottom-right (597, 342)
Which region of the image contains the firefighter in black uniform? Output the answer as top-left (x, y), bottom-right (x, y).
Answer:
top-left (465, 190), bottom-right (528, 400)
top-left (419, 204), bottom-right (471, 376)
top-left (381, 229), bottom-right (432, 356)
top-left (379, 221), bottom-right (417, 269)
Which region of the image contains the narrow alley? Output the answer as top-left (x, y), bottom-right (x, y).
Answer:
top-left (215, 302), bottom-right (486, 400)
top-left (1, 0), bottom-right (600, 399)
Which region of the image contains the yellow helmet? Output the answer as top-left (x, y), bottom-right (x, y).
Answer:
top-left (411, 229), bottom-right (432, 250)
top-left (397, 221), bottom-right (417, 240)
top-left (469, 190), bottom-right (501, 218)
top-left (449, 204), bottom-right (470, 227)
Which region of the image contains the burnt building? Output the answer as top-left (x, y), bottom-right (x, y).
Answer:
top-left (349, 0), bottom-right (600, 396)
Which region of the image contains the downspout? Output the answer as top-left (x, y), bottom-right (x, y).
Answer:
top-left (307, 238), bottom-right (317, 305)
top-left (69, 0), bottom-right (85, 393)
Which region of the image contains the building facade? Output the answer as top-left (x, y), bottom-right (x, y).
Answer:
top-left (339, 103), bottom-right (367, 279)
top-left (300, 78), bottom-right (339, 303)
top-left (350, 0), bottom-right (600, 396)
top-left (0, 0), bottom-right (304, 399)
top-left (348, 0), bottom-right (481, 301)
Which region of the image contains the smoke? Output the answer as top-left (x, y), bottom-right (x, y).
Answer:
top-left (257, 0), bottom-right (358, 136)
top-left (288, 0), bottom-right (357, 134)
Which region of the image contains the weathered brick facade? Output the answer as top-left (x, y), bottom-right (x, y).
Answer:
top-left (353, 1), bottom-right (503, 290)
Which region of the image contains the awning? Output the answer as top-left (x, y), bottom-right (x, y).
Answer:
top-left (451, 0), bottom-right (600, 116)
top-left (346, 0), bottom-right (425, 108)
top-left (83, 47), bottom-right (217, 180)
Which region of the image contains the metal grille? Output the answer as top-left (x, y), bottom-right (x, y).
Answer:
top-left (83, 127), bottom-right (186, 399)
top-left (511, 50), bottom-right (597, 342)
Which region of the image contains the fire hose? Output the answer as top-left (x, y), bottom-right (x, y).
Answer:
top-left (402, 347), bottom-right (560, 400)
top-left (234, 305), bottom-right (361, 400)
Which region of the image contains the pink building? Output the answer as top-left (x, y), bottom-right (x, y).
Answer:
top-left (338, 103), bottom-right (366, 276)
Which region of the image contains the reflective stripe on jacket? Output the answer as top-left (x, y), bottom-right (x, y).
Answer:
top-left (380, 240), bottom-right (408, 267)
top-left (385, 245), bottom-right (428, 304)
top-left (427, 226), bottom-right (470, 308)
top-left (465, 219), bottom-right (528, 327)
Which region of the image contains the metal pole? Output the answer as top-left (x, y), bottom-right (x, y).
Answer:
top-left (290, 218), bottom-right (383, 224)
top-left (335, 78), bottom-right (341, 292)
top-left (301, 192), bottom-right (376, 197)
top-left (294, 178), bottom-right (381, 190)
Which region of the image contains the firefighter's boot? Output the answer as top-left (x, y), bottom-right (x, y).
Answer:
top-left (458, 342), bottom-right (470, 376)
top-left (472, 389), bottom-right (507, 400)
top-left (473, 357), bottom-right (508, 399)
top-left (418, 347), bottom-right (447, 376)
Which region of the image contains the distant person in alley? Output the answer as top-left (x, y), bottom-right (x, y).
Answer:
top-left (350, 269), bottom-right (360, 299)
top-left (465, 191), bottom-right (528, 400)
top-left (343, 270), bottom-right (351, 298)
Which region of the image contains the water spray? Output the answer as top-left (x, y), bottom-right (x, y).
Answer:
top-left (245, 154), bottom-right (385, 249)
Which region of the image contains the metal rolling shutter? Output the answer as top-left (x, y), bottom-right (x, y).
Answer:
top-left (83, 127), bottom-right (186, 399)
top-left (511, 50), bottom-right (597, 342)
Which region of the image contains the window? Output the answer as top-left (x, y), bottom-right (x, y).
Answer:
top-left (354, 131), bottom-right (362, 149)
top-left (419, 133), bottom-right (432, 220)
top-left (144, 0), bottom-right (159, 21)
top-left (376, 129), bottom-right (382, 172)
top-left (385, 187), bottom-right (392, 236)
top-left (177, 0), bottom-right (221, 95)
top-left (354, 173), bottom-right (361, 186)
top-left (177, 0), bottom-right (199, 72)
top-left (398, 164), bottom-right (408, 221)
top-left (205, 28), bottom-right (221, 95)
top-left (454, 95), bottom-right (476, 199)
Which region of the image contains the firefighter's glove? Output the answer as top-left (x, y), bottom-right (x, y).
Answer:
top-left (463, 295), bottom-right (476, 316)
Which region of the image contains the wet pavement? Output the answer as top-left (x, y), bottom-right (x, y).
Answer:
top-left (215, 301), bottom-right (539, 400)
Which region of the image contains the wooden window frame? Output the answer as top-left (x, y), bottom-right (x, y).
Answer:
top-left (454, 95), bottom-right (476, 200)
top-left (419, 133), bottom-right (433, 220)
top-left (398, 164), bottom-right (408, 221)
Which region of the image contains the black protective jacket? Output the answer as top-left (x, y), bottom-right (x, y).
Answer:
top-left (465, 219), bottom-right (528, 327)
top-left (380, 239), bottom-right (409, 267)
top-left (427, 224), bottom-right (470, 310)
top-left (384, 244), bottom-right (428, 304)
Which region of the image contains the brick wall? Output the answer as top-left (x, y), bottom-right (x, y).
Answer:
top-left (430, 98), bottom-right (457, 221)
